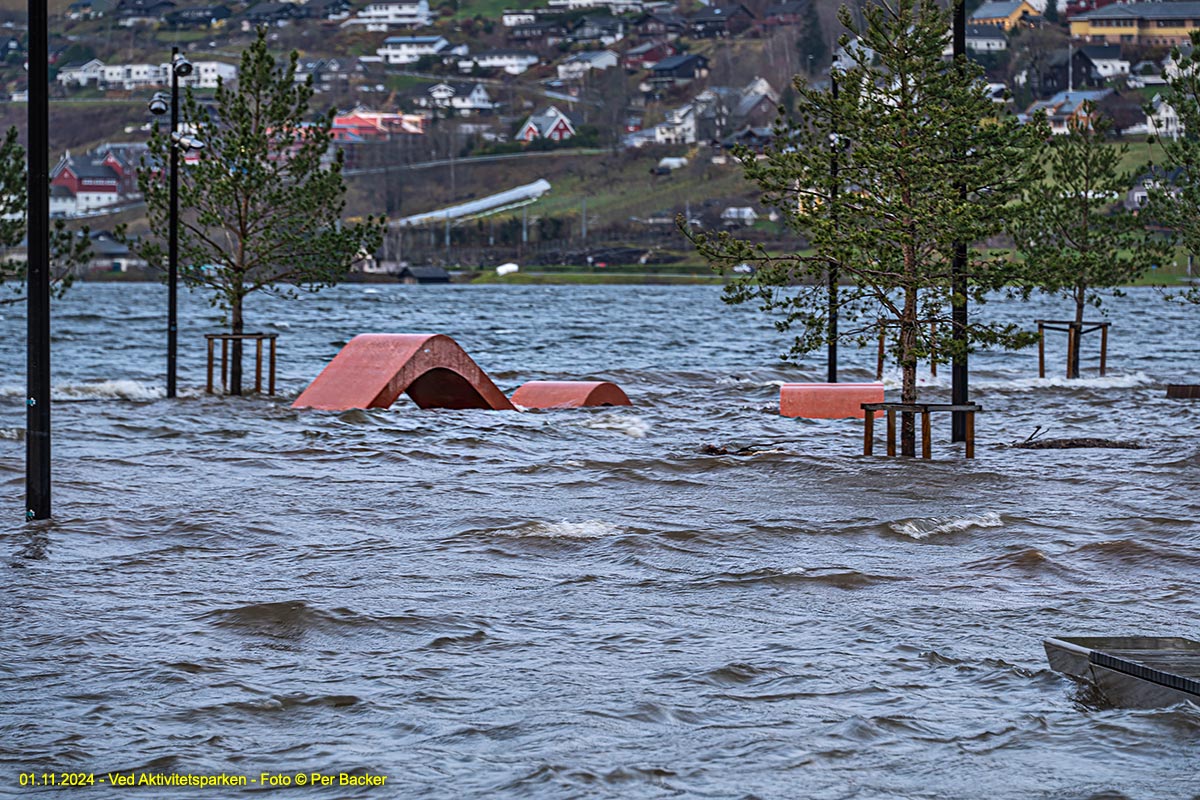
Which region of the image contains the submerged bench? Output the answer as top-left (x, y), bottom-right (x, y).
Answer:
top-left (780, 383), bottom-right (884, 419)
top-left (862, 402), bottom-right (981, 459)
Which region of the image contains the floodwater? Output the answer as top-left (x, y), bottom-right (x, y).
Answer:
top-left (2, 283), bottom-right (1199, 799)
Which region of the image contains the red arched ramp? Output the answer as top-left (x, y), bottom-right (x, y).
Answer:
top-left (293, 333), bottom-right (515, 411)
top-left (511, 381), bottom-right (631, 410)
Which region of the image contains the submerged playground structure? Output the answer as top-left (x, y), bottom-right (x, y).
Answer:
top-left (292, 333), bottom-right (630, 412)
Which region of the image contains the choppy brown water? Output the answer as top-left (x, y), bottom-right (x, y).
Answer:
top-left (2, 284), bottom-right (1200, 798)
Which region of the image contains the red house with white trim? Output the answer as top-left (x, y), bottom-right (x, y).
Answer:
top-left (516, 106), bottom-right (576, 143)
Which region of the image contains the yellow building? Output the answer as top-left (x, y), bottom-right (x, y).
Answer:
top-left (969, 0), bottom-right (1040, 31)
top-left (1070, 2), bottom-right (1200, 45)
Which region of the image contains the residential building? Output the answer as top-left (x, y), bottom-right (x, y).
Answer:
top-left (758, 1), bottom-right (808, 29)
top-left (56, 58), bottom-right (106, 88)
top-left (965, 24), bottom-right (1007, 52)
top-left (342, 0), bottom-right (432, 30)
top-left (517, 106), bottom-right (577, 142)
top-left (165, 4), bottom-right (230, 27)
top-left (242, 2), bottom-right (302, 26)
top-left (689, 4), bottom-right (755, 38)
top-left (377, 36), bottom-right (452, 65)
top-left (969, 0), bottom-right (1039, 30)
top-left (116, 0), bottom-right (175, 26)
top-left (1069, 1), bottom-right (1200, 45)
top-left (331, 108), bottom-right (427, 141)
top-left (1024, 88), bottom-right (1112, 133)
top-left (646, 53), bottom-right (710, 91)
top-left (622, 40), bottom-right (677, 71)
top-left (413, 82), bottom-right (496, 115)
top-left (630, 10), bottom-right (686, 40)
top-left (694, 77), bottom-right (779, 140)
top-left (653, 103), bottom-right (696, 144)
top-left (508, 19), bottom-right (571, 47)
top-left (570, 15), bottom-right (625, 45)
top-left (1079, 44), bottom-right (1130, 78)
top-left (50, 143), bottom-right (148, 215)
top-left (557, 50), bottom-right (619, 81)
top-left (457, 49), bottom-right (539, 75)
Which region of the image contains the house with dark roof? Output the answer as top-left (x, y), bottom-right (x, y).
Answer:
top-left (689, 3), bottom-right (755, 38)
top-left (165, 4), bottom-right (231, 27)
top-left (646, 53), bottom-right (710, 90)
top-left (413, 82), bottom-right (495, 115)
top-left (242, 1), bottom-right (302, 26)
top-left (758, 1), bottom-right (808, 28)
top-left (1070, 1), bottom-right (1200, 44)
top-left (966, 23), bottom-right (1007, 51)
top-left (631, 10), bottom-right (685, 40)
top-left (116, 0), bottom-right (176, 26)
top-left (1079, 44), bottom-right (1130, 77)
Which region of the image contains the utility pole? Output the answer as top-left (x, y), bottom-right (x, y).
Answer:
top-left (951, 0), bottom-right (969, 442)
top-left (26, 0), bottom-right (50, 521)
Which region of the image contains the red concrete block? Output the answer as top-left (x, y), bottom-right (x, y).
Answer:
top-left (511, 380), bottom-right (631, 409)
top-left (780, 383), bottom-right (884, 419)
top-left (293, 333), bottom-right (515, 411)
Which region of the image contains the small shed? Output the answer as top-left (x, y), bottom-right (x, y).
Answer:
top-left (398, 266), bottom-right (451, 284)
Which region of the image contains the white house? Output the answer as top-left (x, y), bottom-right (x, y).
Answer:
top-left (556, 50), bottom-right (618, 81)
top-left (342, 0), bottom-right (432, 30)
top-left (377, 36), bottom-right (452, 65)
top-left (1146, 94), bottom-right (1182, 139)
top-left (100, 63), bottom-right (162, 90)
top-left (56, 58), bottom-right (105, 88)
top-left (458, 49), bottom-right (539, 75)
top-left (180, 61), bottom-right (237, 90)
top-left (501, 10), bottom-right (537, 26)
top-left (653, 103), bottom-right (696, 145)
top-left (417, 82), bottom-right (496, 115)
top-left (965, 24), bottom-right (1007, 52)
top-left (1080, 45), bottom-right (1130, 79)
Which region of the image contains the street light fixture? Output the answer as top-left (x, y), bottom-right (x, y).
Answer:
top-left (148, 47), bottom-right (204, 399)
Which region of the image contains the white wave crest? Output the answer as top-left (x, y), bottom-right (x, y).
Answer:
top-left (53, 380), bottom-right (166, 401)
top-left (579, 412), bottom-right (649, 438)
top-left (889, 512), bottom-right (1003, 540)
top-left (977, 372), bottom-right (1155, 391)
top-left (507, 520), bottom-right (624, 539)
top-left (0, 380), bottom-right (168, 401)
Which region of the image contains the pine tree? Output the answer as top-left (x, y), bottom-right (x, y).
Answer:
top-left (1010, 105), bottom-right (1168, 377)
top-left (0, 127), bottom-right (91, 303)
top-left (1147, 31), bottom-right (1200, 303)
top-left (686, 0), bottom-right (1046, 456)
top-left (130, 30), bottom-right (384, 394)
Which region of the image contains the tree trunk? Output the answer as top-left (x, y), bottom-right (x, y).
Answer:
top-left (1070, 284), bottom-right (1086, 379)
top-left (899, 284), bottom-right (919, 457)
top-left (230, 294), bottom-right (244, 396)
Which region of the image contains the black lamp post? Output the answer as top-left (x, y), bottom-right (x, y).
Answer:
top-left (27, 0), bottom-right (50, 520)
top-left (148, 47), bottom-right (203, 398)
top-left (951, 1), bottom-right (968, 442)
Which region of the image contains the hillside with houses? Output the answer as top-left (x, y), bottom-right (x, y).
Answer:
top-left (0, 0), bottom-right (1191, 272)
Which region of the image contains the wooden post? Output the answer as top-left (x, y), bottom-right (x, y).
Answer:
top-left (930, 320), bottom-right (937, 378)
top-left (1100, 324), bottom-right (1108, 377)
top-left (255, 337), bottom-right (263, 394)
top-left (1038, 322), bottom-right (1045, 378)
top-left (269, 337), bottom-right (277, 396)
top-left (886, 408), bottom-right (896, 457)
top-left (877, 327), bottom-right (885, 380)
top-left (206, 337), bottom-right (215, 394)
top-left (864, 410), bottom-right (874, 456)
top-left (965, 409), bottom-right (975, 459)
top-left (921, 410), bottom-right (931, 459)
top-left (221, 338), bottom-right (229, 393)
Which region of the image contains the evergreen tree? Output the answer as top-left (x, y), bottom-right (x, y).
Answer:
top-left (1147, 31), bottom-right (1200, 302)
top-left (1010, 106), bottom-right (1167, 377)
top-left (685, 0), bottom-right (1046, 456)
top-left (130, 30), bottom-right (384, 394)
top-left (0, 127), bottom-right (90, 302)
